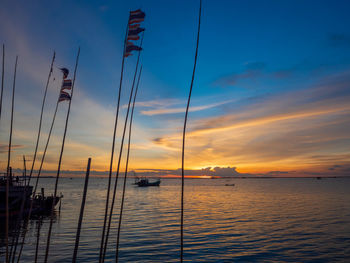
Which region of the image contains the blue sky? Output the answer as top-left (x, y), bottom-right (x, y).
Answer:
top-left (0, 0), bottom-right (350, 176)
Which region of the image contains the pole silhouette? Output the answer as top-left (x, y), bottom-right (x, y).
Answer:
top-left (180, 1), bottom-right (202, 261)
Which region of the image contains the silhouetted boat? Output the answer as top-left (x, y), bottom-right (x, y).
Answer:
top-left (0, 174), bottom-right (61, 219)
top-left (136, 178), bottom-right (161, 187)
top-left (0, 174), bottom-right (32, 218)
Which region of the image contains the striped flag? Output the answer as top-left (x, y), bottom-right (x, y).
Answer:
top-left (124, 42), bottom-right (142, 57)
top-left (127, 34), bottom-right (140, 41)
top-left (59, 90), bottom-right (71, 102)
top-left (60, 68), bottom-right (69, 79)
top-left (129, 9), bottom-right (145, 24)
top-left (62, 79), bottom-right (72, 90)
top-left (125, 9), bottom-right (145, 57)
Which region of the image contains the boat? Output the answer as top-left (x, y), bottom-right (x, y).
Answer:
top-left (0, 173), bottom-right (33, 218)
top-left (0, 173), bottom-right (61, 219)
top-left (136, 178), bottom-right (161, 187)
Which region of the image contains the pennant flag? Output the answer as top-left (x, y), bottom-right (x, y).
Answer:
top-left (127, 34), bottom-right (140, 41)
top-left (61, 79), bottom-right (72, 90)
top-left (126, 42), bottom-right (142, 52)
top-left (129, 9), bottom-right (145, 24)
top-left (127, 27), bottom-right (145, 41)
top-left (129, 24), bottom-right (140, 30)
top-left (128, 27), bottom-right (145, 36)
top-left (60, 68), bottom-right (69, 79)
top-left (59, 90), bottom-right (71, 102)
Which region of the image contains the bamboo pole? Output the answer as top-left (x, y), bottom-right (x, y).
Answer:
top-left (23, 155), bottom-right (27, 182)
top-left (16, 100), bottom-right (60, 263)
top-left (7, 56), bottom-right (18, 192)
top-left (16, 86), bottom-right (61, 263)
top-left (101, 34), bottom-right (144, 263)
top-left (6, 56), bottom-right (18, 263)
top-left (8, 155), bottom-right (27, 262)
top-left (72, 158), bottom-right (91, 263)
top-left (28, 52), bottom-right (55, 185)
top-left (116, 65), bottom-right (142, 262)
top-left (181, 1), bottom-right (202, 262)
top-left (11, 52), bottom-right (55, 262)
top-left (99, 22), bottom-right (129, 263)
top-left (44, 47), bottom-right (80, 263)
top-left (6, 167), bottom-right (11, 263)
top-left (0, 44), bottom-right (4, 124)
top-left (34, 216), bottom-right (43, 263)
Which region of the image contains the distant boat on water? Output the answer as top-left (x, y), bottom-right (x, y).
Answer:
top-left (135, 177), bottom-right (161, 187)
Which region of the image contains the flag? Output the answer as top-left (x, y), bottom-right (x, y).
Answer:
top-left (61, 79), bottom-right (72, 90)
top-left (127, 34), bottom-right (140, 41)
top-left (125, 42), bottom-right (142, 52)
top-left (128, 27), bottom-right (145, 36)
top-left (124, 43), bottom-right (142, 57)
top-left (129, 24), bottom-right (140, 30)
top-left (127, 27), bottom-right (145, 41)
top-left (129, 9), bottom-right (145, 24)
top-left (59, 90), bottom-right (71, 102)
top-left (60, 68), bottom-right (69, 79)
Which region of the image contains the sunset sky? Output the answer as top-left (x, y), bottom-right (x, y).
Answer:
top-left (0, 0), bottom-right (349, 177)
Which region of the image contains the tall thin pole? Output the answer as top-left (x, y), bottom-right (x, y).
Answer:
top-left (72, 158), bottom-right (91, 263)
top-left (0, 44), bottom-right (5, 124)
top-left (102, 34), bottom-right (144, 263)
top-left (34, 217), bottom-right (43, 263)
top-left (116, 65), bottom-right (142, 262)
top-left (16, 98), bottom-right (60, 263)
top-left (6, 167), bottom-right (11, 263)
top-left (28, 51), bottom-right (56, 185)
top-left (6, 56), bottom-right (18, 263)
top-left (181, 1), bottom-right (201, 262)
top-left (7, 56), bottom-right (18, 187)
top-left (44, 47), bottom-right (80, 263)
top-left (11, 52), bottom-right (55, 263)
top-left (23, 155), bottom-right (27, 182)
top-left (99, 22), bottom-right (129, 263)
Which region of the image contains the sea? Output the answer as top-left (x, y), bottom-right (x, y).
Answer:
top-left (1, 177), bottom-right (350, 262)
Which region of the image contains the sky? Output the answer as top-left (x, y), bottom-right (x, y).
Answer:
top-left (0, 0), bottom-right (350, 177)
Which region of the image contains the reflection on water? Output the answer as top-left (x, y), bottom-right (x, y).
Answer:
top-left (1, 177), bottom-right (350, 262)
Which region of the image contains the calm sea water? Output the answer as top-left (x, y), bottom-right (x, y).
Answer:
top-left (1, 177), bottom-right (350, 262)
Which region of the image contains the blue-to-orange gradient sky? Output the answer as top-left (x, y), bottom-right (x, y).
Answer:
top-left (0, 0), bottom-right (349, 177)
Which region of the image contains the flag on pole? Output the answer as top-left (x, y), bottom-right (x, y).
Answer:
top-left (62, 79), bottom-right (72, 90)
top-left (129, 9), bottom-right (145, 24)
top-left (124, 42), bottom-right (142, 57)
top-left (59, 90), bottom-right (71, 102)
top-left (128, 27), bottom-right (145, 36)
top-left (129, 24), bottom-right (141, 30)
top-left (127, 34), bottom-right (140, 41)
top-left (125, 9), bottom-right (145, 57)
top-left (60, 68), bottom-right (69, 79)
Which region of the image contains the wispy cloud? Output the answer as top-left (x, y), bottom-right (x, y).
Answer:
top-left (150, 71), bottom-right (350, 172)
top-left (140, 99), bottom-right (236, 116)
